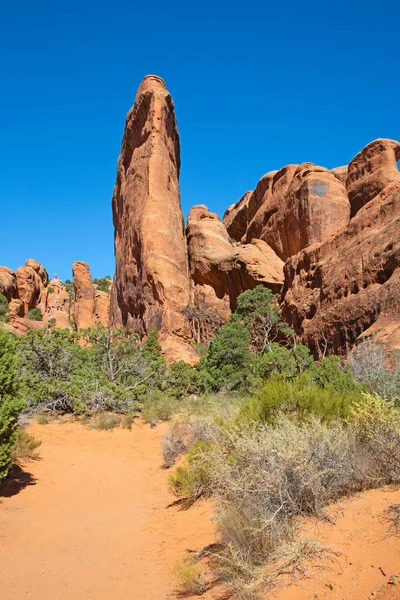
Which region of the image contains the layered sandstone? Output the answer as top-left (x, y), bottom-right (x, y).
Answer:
top-left (281, 161), bottom-right (400, 355)
top-left (110, 74), bottom-right (195, 363)
top-left (187, 205), bottom-right (284, 319)
top-left (225, 163), bottom-right (350, 261)
top-left (72, 261), bottom-right (96, 330)
top-left (0, 267), bottom-right (17, 302)
top-left (16, 259), bottom-right (48, 316)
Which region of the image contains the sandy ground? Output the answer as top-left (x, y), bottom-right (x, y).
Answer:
top-left (1, 421), bottom-right (400, 600)
top-left (0, 421), bottom-right (214, 600)
top-left (268, 486), bottom-right (400, 600)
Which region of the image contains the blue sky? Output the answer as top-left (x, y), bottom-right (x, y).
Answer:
top-left (1, 0), bottom-right (399, 281)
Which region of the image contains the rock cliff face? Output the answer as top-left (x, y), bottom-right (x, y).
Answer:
top-left (280, 140), bottom-right (400, 355)
top-left (110, 75), bottom-right (195, 363)
top-left (225, 163), bottom-right (350, 261)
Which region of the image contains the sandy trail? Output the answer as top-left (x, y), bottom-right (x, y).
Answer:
top-left (0, 421), bottom-right (214, 600)
top-left (1, 421), bottom-right (400, 600)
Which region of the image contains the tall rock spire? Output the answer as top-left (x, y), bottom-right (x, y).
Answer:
top-left (110, 75), bottom-right (196, 363)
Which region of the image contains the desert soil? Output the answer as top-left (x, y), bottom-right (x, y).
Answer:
top-left (0, 421), bottom-right (214, 600)
top-left (1, 421), bottom-right (400, 600)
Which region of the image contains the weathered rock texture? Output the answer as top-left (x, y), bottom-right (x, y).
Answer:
top-left (225, 163), bottom-right (351, 261)
top-left (110, 75), bottom-right (195, 363)
top-left (187, 205), bottom-right (284, 319)
top-left (73, 261), bottom-right (96, 330)
top-left (281, 142), bottom-right (400, 355)
top-left (0, 267), bottom-right (17, 302)
top-left (16, 259), bottom-right (49, 315)
top-left (94, 290), bottom-right (110, 328)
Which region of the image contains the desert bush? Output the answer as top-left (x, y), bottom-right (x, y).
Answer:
top-left (48, 286), bottom-right (54, 294)
top-left (36, 414), bottom-right (50, 424)
top-left (0, 328), bottom-right (24, 480)
top-left (27, 307), bottom-right (43, 321)
top-left (121, 412), bottom-right (136, 430)
top-left (162, 414), bottom-right (220, 467)
top-left (169, 440), bottom-right (215, 503)
top-left (171, 411), bottom-right (400, 593)
top-left (350, 339), bottom-right (400, 399)
top-left (239, 375), bottom-right (360, 425)
top-left (89, 412), bottom-right (121, 430)
top-left (173, 558), bottom-right (207, 596)
top-left (12, 429), bottom-right (41, 462)
top-left (141, 390), bottom-right (181, 424)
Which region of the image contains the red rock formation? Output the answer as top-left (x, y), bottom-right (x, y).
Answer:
top-left (110, 74), bottom-right (195, 364)
top-left (346, 138), bottom-right (400, 217)
top-left (281, 176), bottom-right (400, 356)
top-left (94, 290), bottom-right (110, 327)
top-left (72, 261), bottom-right (96, 330)
top-left (16, 259), bottom-right (48, 316)
top-left (45, 278), bottom-right (72, 330)
top-left (233, 164), bottom-right (350, 261)
top-left (0, 267), bottom-right (17, 302)
top-left (187, 205), bottom-right (284, 319)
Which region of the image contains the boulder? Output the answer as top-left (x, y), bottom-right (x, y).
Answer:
top-left (0, 267), bottom-right (17, 302)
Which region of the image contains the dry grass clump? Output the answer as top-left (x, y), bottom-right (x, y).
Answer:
top-left (12, 429), bottom-right (42, 462)
top-left (89, 412), bottom-right (121, 430)
top-left (162, 414), bottom-right (220, 468)
top-left (170, 394), bottom-right (400, 595)
top-left (173, 558), bottom-right (207, 596)
top-left (36, 414), bottom-right (50, 425)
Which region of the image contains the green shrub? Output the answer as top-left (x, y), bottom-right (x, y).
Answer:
top-left (206, 320), bottom-right (253, 391)
top-left (93, 277), bottom-right (111, 294)
top-left (169, 440), bottom-right (215, 503)
top-left (48, 287), bottom-right (54, 294)
top-left (141, 390), bottom-right (180, 424)
top-left (0, 294), bottom-right (10, 323)
top-left (27, 307), bottom-right (43, 321)
top-left (311, 355), bottom-right (359, 393)
top-left (0, 328), bottom-right (24, 480)
top-left (239, 375), bottom-right (360, 425)
top-left (255, 343), bottom-right (313, 380)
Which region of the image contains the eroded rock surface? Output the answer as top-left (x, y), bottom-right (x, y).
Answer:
top-left (281, 178), bottom-right (400, 355)
top-left (110, 74), bottom-right (195, 363)
top-left (187, 205), bottom-right (284, 319)
top-left (73, 261), bottom-right (96, 330)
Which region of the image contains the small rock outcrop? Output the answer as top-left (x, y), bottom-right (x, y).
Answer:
top-left (187, 205), bottom-right (284, 319)
top-left (0, 267), bottom-right (17, 301)
top-left (110, 74), bottom-right (195, 363)
top-left (16, 259), bottom-right (48, 315)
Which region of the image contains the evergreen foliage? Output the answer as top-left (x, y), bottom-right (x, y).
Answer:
top-left (0, 328), bottom-right (24, 480)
